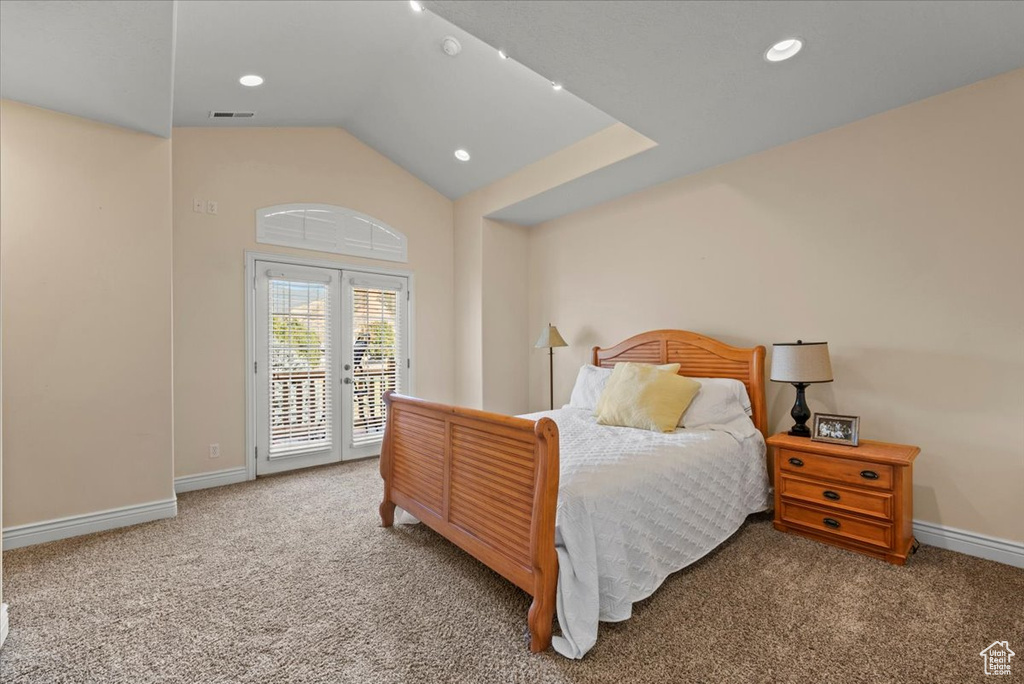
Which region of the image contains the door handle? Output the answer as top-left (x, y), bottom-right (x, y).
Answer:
top-left (344, 363), bottom-right (352, 371)
top-left (343, 377), bottom-right (352, 384)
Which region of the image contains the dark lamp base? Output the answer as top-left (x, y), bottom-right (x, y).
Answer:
top-left (787, 382), bottom-right (812, 438)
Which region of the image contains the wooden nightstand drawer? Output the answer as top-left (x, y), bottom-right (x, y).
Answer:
top-left (780, 501), bottom-right (893, 550)
top-left (769, 433), bottom-right (919, 565)
top-left (778, 475), bottom-right (893, 520)
top-left (779, 448), bottom-right (893, 490)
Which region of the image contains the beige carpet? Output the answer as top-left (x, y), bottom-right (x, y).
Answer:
top-left (2, 459), bottom-right (1021, 683)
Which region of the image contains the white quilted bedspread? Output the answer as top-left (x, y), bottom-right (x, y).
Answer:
top-left (519, 407), bottom-right (770, 659)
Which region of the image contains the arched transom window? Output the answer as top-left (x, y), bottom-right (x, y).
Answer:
top-left (256, 203), bottom-right (408, 263)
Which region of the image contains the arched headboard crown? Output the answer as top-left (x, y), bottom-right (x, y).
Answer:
top-left (592, 330), bottom-right (767, 436)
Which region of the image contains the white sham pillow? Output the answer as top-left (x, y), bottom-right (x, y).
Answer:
top-left (569, 363), bottom-right (700, 412)
top-left (679, 377), bottom-right (752, 428)
top-left (568, 364), bottom-right (613, 410)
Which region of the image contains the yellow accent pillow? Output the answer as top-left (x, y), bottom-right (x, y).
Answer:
top-left (595, 362), bottom-right (701, 432)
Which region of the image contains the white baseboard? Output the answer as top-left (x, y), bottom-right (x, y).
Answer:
top-left (2, 497), bottom-right (177, 551)
top-left (914, 520), bottom-right (1024, 569)
top-left (174, 466), bottom-right (249, 494)
top-left (0, 603), bottom-right (8, 648)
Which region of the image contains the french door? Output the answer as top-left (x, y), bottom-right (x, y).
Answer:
top-left (255, 261), bottom-right (409, 475)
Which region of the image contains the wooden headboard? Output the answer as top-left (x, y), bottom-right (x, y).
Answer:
top-left (593, 330), bottom-right (767, 437)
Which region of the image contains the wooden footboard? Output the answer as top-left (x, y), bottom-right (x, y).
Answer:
top-left (378, 391), bottom-right (560, 652)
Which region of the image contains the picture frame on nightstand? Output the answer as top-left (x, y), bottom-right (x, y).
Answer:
top-left (811, 413), bottom-right (860, 447)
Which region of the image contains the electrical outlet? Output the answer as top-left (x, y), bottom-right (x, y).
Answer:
top-left (209, 443), bottom-right (220, 459)
top-left (207, 200), bottom-right (218, 215)
top-left (193, 198), bottom-right (204, 213)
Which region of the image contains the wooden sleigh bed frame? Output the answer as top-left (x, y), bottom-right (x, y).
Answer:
top-left (379, 330), bottom-right (767, 652)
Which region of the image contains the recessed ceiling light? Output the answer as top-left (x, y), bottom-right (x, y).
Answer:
top-left (454, 149), bottom-right (471, 162)
top-left (765, 38), bottom-right (803, 62)
top-left (441, 36), bottom-right (462, 57)
top-left (551, 82), bottom-right (563, 91)
top-left (498, 49), bottom-right (509, 60)
top-left (239, 74), bottom-right (264, 87)
top-left (409, 1), bottom-right (424, 12)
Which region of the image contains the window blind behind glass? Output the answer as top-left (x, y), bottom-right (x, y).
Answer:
top-left (268, 279), bottom-right (332, 455)
top-left (350, 285), bottom-right (401, 446)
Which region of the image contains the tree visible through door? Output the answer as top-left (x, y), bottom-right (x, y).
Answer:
top-left (342, 274), bottom-right (408, 460)
top-left (255, 262), bottom-right (409, 473)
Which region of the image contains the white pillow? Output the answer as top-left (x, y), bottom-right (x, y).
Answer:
top-left (679, 377), bottom-right (752, 428)
top-left (568, 364), bottom-right (612, 410)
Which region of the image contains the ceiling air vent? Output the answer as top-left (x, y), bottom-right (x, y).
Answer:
top-left (209, 111), bottom-right (256, 118)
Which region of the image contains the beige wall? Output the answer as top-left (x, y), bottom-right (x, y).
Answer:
top-left (0, 101), bottom-right (174, 527)
top-left (453, 201), bottom-right (485, 408)
top-left (525, 69), bottom-right (1024, 542)
top-left (454, 123), bottom-right (655, 407)
top-left (1, 173), bottom-right (4, 614)
top-left (481, 219), bottom-right (530, 415)
top-left (172, 127), bottom-right (454, 478)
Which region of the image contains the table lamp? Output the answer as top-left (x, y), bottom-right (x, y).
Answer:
top-left (770, 340), bottom-right (833, 437)
top-left (535, 324), bottom-right (568, 410)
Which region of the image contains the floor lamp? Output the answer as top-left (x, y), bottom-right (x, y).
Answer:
top-left (535, 324), bottom-right (568, 410)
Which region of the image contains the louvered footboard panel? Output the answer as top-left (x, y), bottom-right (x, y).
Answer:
top-left (389, 408), bottom-right (445, 515)
top-left (378, 392), bottom-right (559, 653)
top-left (449, 423), bottom-right (535, 570)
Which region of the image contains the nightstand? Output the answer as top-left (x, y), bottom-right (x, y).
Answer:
top-left (767, 432), bottom-right (920, 565)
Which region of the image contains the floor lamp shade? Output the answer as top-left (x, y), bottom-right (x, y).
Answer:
top-left (535, 324), bottom-right (568, 349)
top-left (770, 341), bottom-right (833, 437)
top-left (536, 324), bottom-right (568, 410)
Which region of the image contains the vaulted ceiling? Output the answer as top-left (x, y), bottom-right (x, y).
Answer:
top-left (429, 0), bottom-right (1024, 223)
top-left (2, 1), bottom-right (1023, 219)
top-left (171, 1), bottom-right (613, 198)
top-left (0, 1), bottom-right (176, 136)
top-left (1, 0), bottom-right (613, 199)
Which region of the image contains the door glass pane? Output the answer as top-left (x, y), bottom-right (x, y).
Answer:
top-left (350, 286), bottom-right (401, 446)
top-left (268, 279), bottom-right (332, 455)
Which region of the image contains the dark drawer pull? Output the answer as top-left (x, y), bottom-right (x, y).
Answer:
top-left (788, 457), bottom-right (804, 467)
top-left (823, 490), bottom-right (841, 501)
top-left (823, 517), bottom-right (841, 529)
top-left (860, 470), bottom-right (880, 480)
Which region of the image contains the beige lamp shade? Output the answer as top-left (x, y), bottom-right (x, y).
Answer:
top-left (535, 324), bottom-right (568, 349)
top-left (770, 341), bottom-right (833, 383)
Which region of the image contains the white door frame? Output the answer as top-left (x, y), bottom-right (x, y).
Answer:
top-left (255, 262), bottom-right (342, 475)
top-left (244, 250), bottom-right (415, 482)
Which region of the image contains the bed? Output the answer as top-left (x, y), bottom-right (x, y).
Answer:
top-left (378, 330), bottom-right (769, 657)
